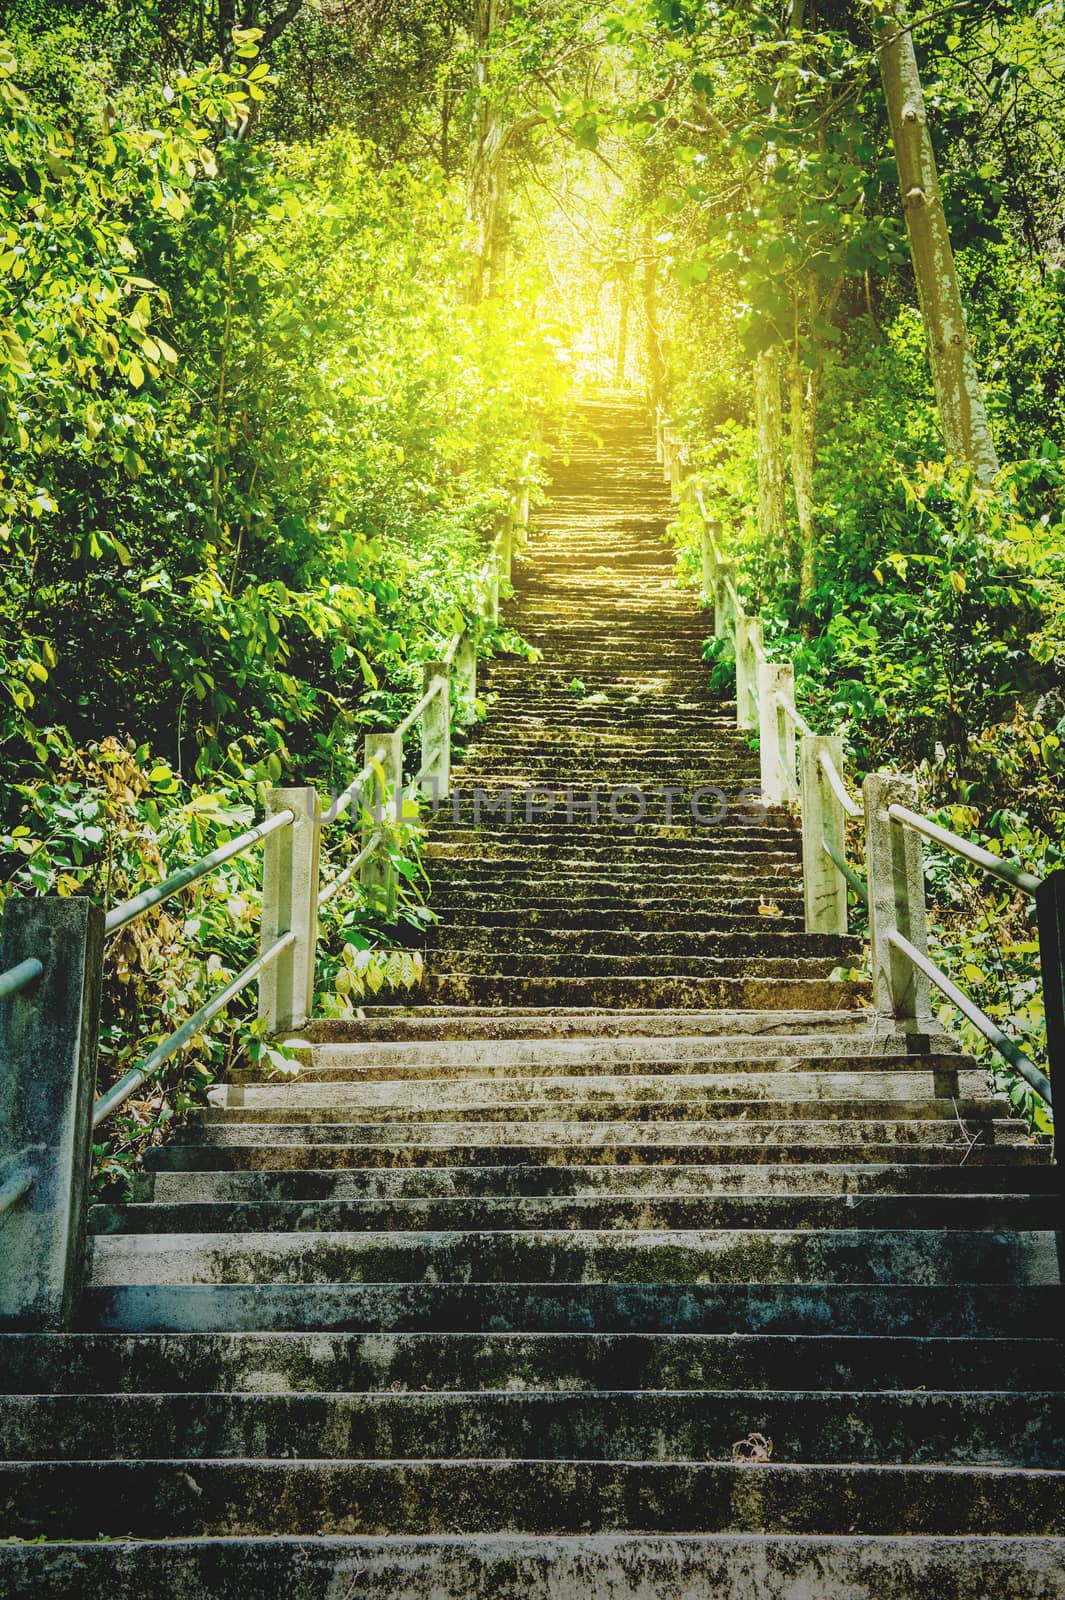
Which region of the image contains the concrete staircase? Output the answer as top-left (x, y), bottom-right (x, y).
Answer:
top-left (1, 396), bottom-right (1062, 1596)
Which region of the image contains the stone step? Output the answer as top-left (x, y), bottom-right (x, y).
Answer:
top-left (4, 1389), bottom-right (1064, 1467)
top-left (80, 1280), bottom-right (1065, 1337)
top-left (5, 1331), bottom-right (1062, 1396)
top-left (146, 1137), bottom-right (1039, 1172)
top-left (207, 1070), bottom-right (985, 1110)
top-left (3, 1458), bottom-right (1065, 1538)
top-left (86, 1226), bottom-right (1061, 1289)
top-left (87, 1193), bottom-right (1055, 1238)
top-left (194, 1096), bottom-right (996, 1128)
top-left (418, 976), bottom-right (869, 1010)
top-left (138, 1162), bottom-right (1056, 1202)
top-left (5, 1532), bottom-right (1063, 1600)
top-left (424, 954), bottom-right (849, 980)
top-left (424, 928), bottom-right (854, 957)
top-left (271, 1038), bottom-right (930, 1077)
top-left (299, 1007), bottom-right (881, 1042)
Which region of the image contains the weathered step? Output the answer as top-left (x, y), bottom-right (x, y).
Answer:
top-left (195, 1097), bottom-right (999, 1128)
top-left (87, 1226), bottom-right (1060, 1288)
top-left (7, 1330), bottom-right (1062, 1396)
top-left (87, 1193), bottom-right (1054, 1237)
top-left (5, 1532), bottom-right (1063, 1600)
top-left (139, 1162), bottom-right (1057, 1203)
top-left (4, 1458), bottom-right (1065, 1538)
top-left (424, 928), bottom-right (857, 958)
top-left (299, 1006), bottom-right (884, 1043)
top-left (258, 1035), bottom-right (938, 1078)
top-left (418, 977), bottom-right (868, 1011)
top-left (208, 1069), bottom-right (986, 1109)
top-left (80, 1280), bottom-right (1065, 1337)
top-left (145, 1137), bottom-right (1040, 1173)
top-left (424, 954), bottom-right (854, 980)
top-left (5, 1389), bottom-right (1064, 1467)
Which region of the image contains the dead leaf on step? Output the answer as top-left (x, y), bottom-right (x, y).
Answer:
top-left (732, 1432), bottom-right (774, 1462)
top-left (758, 901), bottom-right (783, 918)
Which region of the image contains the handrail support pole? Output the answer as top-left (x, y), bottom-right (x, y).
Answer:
top-left (258, 788), bottom-right (321, 1034)
top-left (420, 663), bottom-right (451, 801)
top-left (864, 772), bottom-right (933, 1028)
top-left (0, 898), bottom-right (104, 1328)
top-left (758, 662), bottom-right (797, 806)
top-left (801, 735), bottom-right (848, 935)
top-left (735, 615), bottom-right (762, 732)
top-left (361, 731), bottom-right (403, 922)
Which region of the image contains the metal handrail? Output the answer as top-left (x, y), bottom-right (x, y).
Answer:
top-left (888, 928), bottom-right (1053, 1107)
top-left (92, 928), bottom-right (296, 1127)
top-left (105, 809), bottom-right (296, 936)
top-left (819, 750), bottom-right (862, 819)
top-left (823, 837), bottom-right (869, 904)
top-left (887, 804), bottom-right (1043, 898)
top-left (776, 694), bottom-right (815, 739)
top-left (0, 957), bottom-right (43, 1003)
top-left (0, 1166), bottom-right (34, 1222)
top-left (394, 675), bottom-right (447, 741)
top-left (328, 752), bottom-right (384, 826)
top-left (317, 833), bottom-right (383, 909)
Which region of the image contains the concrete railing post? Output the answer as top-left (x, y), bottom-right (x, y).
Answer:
top-left (0, 898), bottom-right (104, 1328)
top-left (259, 786), bottom-right (321, 1034)
top-left (758, 661), bottom-right (798, 807)
top-left (700, 520), bottom-right (719, 605)
top-left (654, 407), bottom-right (665, 465)
top-left (361, 731), bottom-right (404, 922)
top-left (864, 773), bottom-right (932, 1024)
top-left (714, 561), bottom-right (738, 651)
top-left (453, 630), bottom-right (478, 722)
top-left (735, 615), bottom-right (763, 732)
top-left (801, 735), bottom-right (848, 936)
top-left (419, 662), bottom-right (451, 801)
top-left (497, 511), bottom-right (514, 585)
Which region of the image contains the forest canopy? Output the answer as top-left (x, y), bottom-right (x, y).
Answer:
top-left (1, 0), bottom-right (1063, 1153)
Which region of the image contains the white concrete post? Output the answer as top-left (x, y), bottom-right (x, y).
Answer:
top-left (361, 731), bottom-right (403, 923)
top-left (259, 786), bottom-right (321, 1034)
top-left (453, 630), bottom-right (477, 722)
top-left (735, 615), bottom-right (763, 732)
top-left (801, 735), bottom-right (848, 935)
top-left (758, 661), bottom-right (798, 806)
top-left (419, 661), bottom-right (451, 800)
top-left (0, 898), bottom-right (104, 1328)
top-left (497, 511), bottom-right (514, 585)
top-left (700, 521), bottom-right (719, 604)
top-left (714, 561), bottom-right (738, 650)
top-left (864, 772), bottom-right (933, 1024)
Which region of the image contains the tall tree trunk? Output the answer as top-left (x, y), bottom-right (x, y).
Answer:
top-left (754, 348), bottom-right (787, 549)
top-left (465, 0), bottom-right (510, 304)
top-left (641, 230), bottom-right (666, 409)
top-left (788, 353), bottom-right (820, 605)
top-left (614, 265), bottom-right (632, 388)
top-left (879, 0), bottom-right (999, 482)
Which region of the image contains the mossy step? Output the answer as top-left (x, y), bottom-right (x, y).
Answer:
top-left (79, 1279), bottom-right (1065, 1337)
top-left (86, 1226), bottom-right (1060, 1290)
top-left (140, 1161), bottom-right (1055, 1203)
top-left (419, 977), bottom-right (868, 1010)
top-left (146, 1138), bottom-right (1038, 1173)
top-left (5, 1532), bottom-right (1064, 1600)
top-left (87, 1193), bottom-right (1054, 1239)
top-left (5, 1389), bottom-right (1064, 1467)
top-left (5, 1331), bottom-right (1063, 1396)
top-left (4, 1458), bottom-right (1065, 1538)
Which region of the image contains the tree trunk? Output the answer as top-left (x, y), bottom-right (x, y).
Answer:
top-left (465, 0), bottom-right (511, 304)
top-left (878, 0), bottom-right (999, 482)
top-left (788, 353), bottom-right (819, 605)
top-left (614, 266), bottom-right (631, 388)
top-left (642, 233), bottom-right (666, 409)
top-left (754, 348), bottom-right (787, 549)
